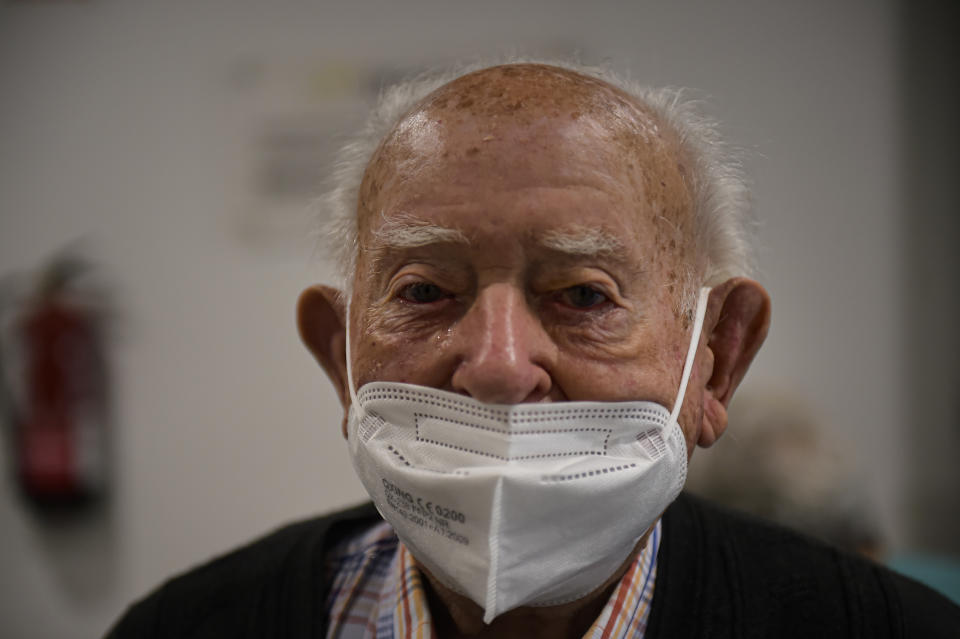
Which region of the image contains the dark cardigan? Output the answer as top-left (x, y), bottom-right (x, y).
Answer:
top-left (106, 494), bottom-right (960, 638)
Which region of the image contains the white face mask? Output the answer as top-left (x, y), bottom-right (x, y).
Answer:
top-left (344, 287), bottom-right (710, 623)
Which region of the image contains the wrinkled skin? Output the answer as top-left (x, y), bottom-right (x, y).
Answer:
top-left (299, 64), bottom-right (770, 639)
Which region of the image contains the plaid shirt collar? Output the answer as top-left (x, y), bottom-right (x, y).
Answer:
top-left (325, 520), bottom-right (660, 639)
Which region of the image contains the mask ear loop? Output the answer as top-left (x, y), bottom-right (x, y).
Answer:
top-left (669, 287), bottom-right (711, 425)
top-left (344, 297), bottom-right (367, 420)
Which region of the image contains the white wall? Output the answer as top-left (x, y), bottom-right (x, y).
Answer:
top-left (0, 2), bottom-right (909, 637)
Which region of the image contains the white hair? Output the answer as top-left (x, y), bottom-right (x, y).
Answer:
top-left (320, 57), bottom-right (756, 299)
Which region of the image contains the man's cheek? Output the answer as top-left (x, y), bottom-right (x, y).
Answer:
top-left (363, 297), bottom-right (459, 340)
top-left (355, 334), bottom-right (444, 387)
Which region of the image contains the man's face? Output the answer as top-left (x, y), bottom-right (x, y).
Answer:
top-left (347, 66), bottom-right (708, 453)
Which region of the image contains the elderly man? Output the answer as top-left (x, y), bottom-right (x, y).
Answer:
top-left (108, 62), bottom-right (959, 638)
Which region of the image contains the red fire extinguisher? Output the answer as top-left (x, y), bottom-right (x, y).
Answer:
top-left (1, 254), bottom-right (110, 508)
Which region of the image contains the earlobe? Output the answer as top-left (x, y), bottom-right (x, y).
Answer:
top-left (699, 395), bottom-right (727, 448)
top-left (296, 285), bottom-right (351, 427)
top-left (697, 278), bottom-right (771, 447)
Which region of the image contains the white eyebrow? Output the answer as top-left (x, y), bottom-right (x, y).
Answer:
top-left (368, 217), bottom-right (624, 260)
top-left (370, 213), bottom-right (470, 249)
top-left (538, 225), bottom-right (625, 257)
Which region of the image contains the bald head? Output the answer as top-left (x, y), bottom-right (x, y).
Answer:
top-left (415, 63), bottom-right (651, 125)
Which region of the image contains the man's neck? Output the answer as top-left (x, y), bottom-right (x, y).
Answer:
top-left (416, 530), bottom-right (652, 639)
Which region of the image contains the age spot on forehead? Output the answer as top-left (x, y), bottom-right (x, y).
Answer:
top-left (418, 64), bottom-right (656, 132)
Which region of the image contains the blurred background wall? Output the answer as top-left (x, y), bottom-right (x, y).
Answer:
top-left (0, 1), bottom-right (956, 637)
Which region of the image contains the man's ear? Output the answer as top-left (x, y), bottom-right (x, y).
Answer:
top-left (698, 278), bottom-right (771, 447)
top-left (297, 285), bottom-right (351, 432)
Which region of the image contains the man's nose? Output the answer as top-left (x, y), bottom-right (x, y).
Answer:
top-left (449, 283), bottom-right (554, 404)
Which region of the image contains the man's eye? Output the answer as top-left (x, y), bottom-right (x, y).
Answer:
top-left (558, 285), bottom-right (609, 309)
top-left (397, 282), bottom-right (449, 304)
